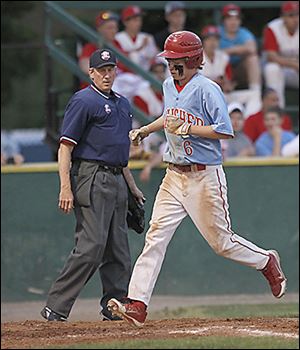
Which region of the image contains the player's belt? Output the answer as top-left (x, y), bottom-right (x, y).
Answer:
top-left (169, 163), bottom-right (206, 173)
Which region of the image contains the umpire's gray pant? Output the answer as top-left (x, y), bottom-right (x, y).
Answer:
top-left (46, 160), bottom-right (131, 318)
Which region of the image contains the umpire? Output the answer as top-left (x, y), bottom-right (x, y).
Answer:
top-left (41, 48), bottom-right (144, 321)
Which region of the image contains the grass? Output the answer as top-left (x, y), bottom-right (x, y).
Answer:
top-left (50, 336), bottom-right (299, 349)
top-left (151, 302), bottom-right (299, 319)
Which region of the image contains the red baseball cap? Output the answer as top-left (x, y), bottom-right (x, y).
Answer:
top-left (222, 3), bottom-right (241, 17)
top-left (95, 11), bottom-right (119, 28)
top-left (201, 25), bottom-right (220, 39)
top-left (281, 1), bottom-right (299, 14)
top-left (121, 5), bottom-right (143, 22)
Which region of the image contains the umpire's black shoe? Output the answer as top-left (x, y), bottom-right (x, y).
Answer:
top-left (101, 308), bottom-right (122, 321)
top-left (41, 306), bottom-right (67, 321)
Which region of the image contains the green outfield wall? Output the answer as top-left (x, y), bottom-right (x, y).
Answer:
top-left (1, 159), bottom-right (299, 302)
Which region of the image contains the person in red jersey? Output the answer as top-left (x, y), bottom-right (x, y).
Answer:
top-left (243, 88), bottom-right (293, 142)
top-left (262, 1), bottom-right (299, 107)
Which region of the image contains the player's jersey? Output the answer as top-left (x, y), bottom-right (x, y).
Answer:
top-left (162, 72), bottom-right (234, 165)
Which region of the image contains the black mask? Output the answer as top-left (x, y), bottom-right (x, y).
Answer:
top-left (174, 64), bottom-right (184, 76)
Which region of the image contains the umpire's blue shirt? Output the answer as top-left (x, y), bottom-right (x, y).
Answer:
top-left (60, 84), bottom-right (132, 167)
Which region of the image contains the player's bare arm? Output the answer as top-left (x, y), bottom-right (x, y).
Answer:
top-left (58, 142), bottom-right (74, 214)
top-left (189, 125), bottom-right (234, 139)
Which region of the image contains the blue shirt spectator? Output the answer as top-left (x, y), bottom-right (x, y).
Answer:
top-left (218, 3), bottom-right (261, 92)
top-left (219, 26), bottom-right (255, 65)
top-left (255, 106), bottom-right (296, 156)
top-left (1, 130), bottom-right (24, 165)
top-left (255, 130), bottom-right (296, 156)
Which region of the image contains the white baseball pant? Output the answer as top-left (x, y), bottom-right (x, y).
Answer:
top-left (128, 165), bottom-right (270, 306)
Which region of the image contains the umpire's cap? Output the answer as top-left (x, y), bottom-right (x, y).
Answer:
top-left (89, 49), bottom-right (117, 69)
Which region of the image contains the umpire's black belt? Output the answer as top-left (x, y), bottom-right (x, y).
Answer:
top-left (73, 159), bottom-right (123, 175)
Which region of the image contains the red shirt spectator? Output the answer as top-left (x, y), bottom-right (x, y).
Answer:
top-left (133, 57), bottom-right (166, 117)
top-left (244, 88), bottom-right (293, 142)
top-left (78, 10), bottom-right (121, 89)
top-left (262, 1), bottom-right (299, 107)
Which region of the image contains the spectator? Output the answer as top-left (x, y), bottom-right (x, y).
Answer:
top-left (1, 130), bottom-right (24, 165)
top-left (154, 1), bottom-right (187, 51)
top-left (221, 102), bottom-right (255, 158)
top-left (201, 25), bottom-right (261, 117)
top-left (78, 10), bottom-right (120, 88)
top-left (115, 6), bottom-right (158, 73)
top-left (263, 0), bottom-right (299, 108)
top-left (219, 3), bottom-right (261, 92)
top-left (281, 134), bottom-right (299, 156)
top-left (133, 57), bottom-right (166, 117)
top-left (112, 5), bottom-right (161, 113)
top-left (244, 88), bottom-right (293, 142)
top-left (133, 57), bottom-right (166, 154)
top-left (255, 106), bottom-right (296, 156)
top-left (128, 57), bottom-right (166, 159)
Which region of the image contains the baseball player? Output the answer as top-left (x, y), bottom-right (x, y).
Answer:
top-left (107, 31), bottom-right (287, 328)
top-left (40, 48), bottom-right (144, 322)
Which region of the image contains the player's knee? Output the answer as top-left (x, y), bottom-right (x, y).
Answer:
top-left (210, 238), bottom-right (229, 256)
top-left (144, 222), bottom-right (169, 252)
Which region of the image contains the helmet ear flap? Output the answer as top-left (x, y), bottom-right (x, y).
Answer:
top-left (185, 53), bottom-right (204, 69)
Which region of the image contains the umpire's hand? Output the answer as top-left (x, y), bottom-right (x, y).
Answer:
top-left (131, 187), bottom-right (146, 206)
top-left (59, 187), bottom-right (74, 214)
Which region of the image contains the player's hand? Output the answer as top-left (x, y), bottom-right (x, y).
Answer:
top-left (165, 115), bottom-right (191, 136)
top-left (129, 126), bottom-right (150, 146)
top-left (59, 187), bottom-right (74, 214)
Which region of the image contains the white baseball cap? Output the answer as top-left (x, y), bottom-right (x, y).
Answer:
top-left (228, 102), bottom-right (245, 115)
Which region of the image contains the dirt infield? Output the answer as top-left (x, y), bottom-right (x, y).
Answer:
top-left (1, 317), bottom-right (298, 349)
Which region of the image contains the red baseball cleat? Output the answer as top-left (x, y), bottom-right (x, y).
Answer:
top-left (260, 250), bottom-right (287, 298)
top-left (107, 297), bottom-right (147, 328)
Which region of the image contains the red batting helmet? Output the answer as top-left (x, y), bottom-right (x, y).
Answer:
top-left (157, 31), bottom-right (204, 69)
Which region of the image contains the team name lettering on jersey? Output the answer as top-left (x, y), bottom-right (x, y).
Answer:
top-left (166, 107), bottom-right (204, 126)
